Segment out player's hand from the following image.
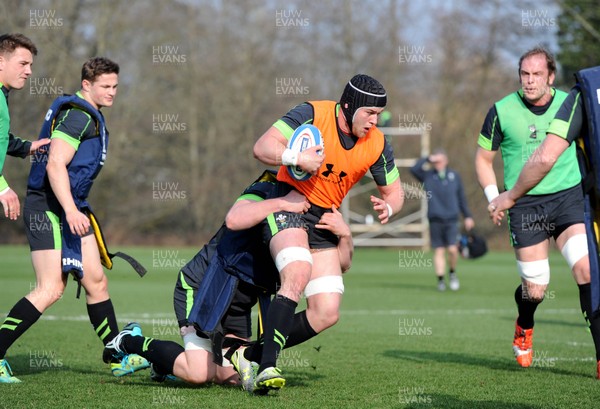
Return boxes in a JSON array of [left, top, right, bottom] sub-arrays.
[[29, 139, 51, 156], [0, 188, 20, 220], [371, 195, 391, 224], [316, 206, 350, 237], [428, 153, 443, 163], [488, 192, 514, 226], [464, 217, 475, 231], [297, 145, 324, 175], [281, 190, 310, 214], [65, 209, 90, 236]]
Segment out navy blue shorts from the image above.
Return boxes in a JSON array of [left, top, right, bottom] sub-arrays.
[[23, 191, 92, 251], [429, 219, 459, 248]]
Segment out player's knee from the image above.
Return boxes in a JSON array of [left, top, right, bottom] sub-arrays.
[[560, 234, 589, 273], [184, 370, 212, 385], [305, 276, 344, 331], [319, 308, 339, 330], [86, 272, 109, 294], [517, 259, 549, 296], [29, 281, 65, 309], [276, 247, 313, 300]]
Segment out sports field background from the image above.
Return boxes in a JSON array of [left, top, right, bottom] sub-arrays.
[[0, 245, 598, 409]]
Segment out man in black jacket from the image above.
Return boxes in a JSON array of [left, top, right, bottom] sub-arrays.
[[411, 149, 474, 291]]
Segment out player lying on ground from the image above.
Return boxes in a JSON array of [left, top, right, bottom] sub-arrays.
[[102, 171, 353, 389]]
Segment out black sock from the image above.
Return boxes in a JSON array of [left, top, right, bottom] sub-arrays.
[[87, 299, 119, 346], [286, 310, 318, 349], [123, 336, 184, 375], [578, 283, 600, 361], [449, 269, 455, 275], [258, 295, 297, 373], [244, 338, 263, 363], [0, 298, 42, 359], [245, 310, 318, 362], [515, 285, 540, 329], [437, 276, 444, 282]]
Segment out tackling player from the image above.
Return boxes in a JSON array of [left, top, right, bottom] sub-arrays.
[[102, 170, 354, 388]]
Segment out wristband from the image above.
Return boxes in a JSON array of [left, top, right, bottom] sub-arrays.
[[281, 148, 298, 166], [386, 203, 393, 218], [0, 175, 8, 194], [484, 185, 499, 203]]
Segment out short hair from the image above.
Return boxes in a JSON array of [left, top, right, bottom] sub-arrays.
[[81, 57, 119, 82], [518, 46, 556, 76], [0, 33, 38, 56], [432, 148, 447, 156]]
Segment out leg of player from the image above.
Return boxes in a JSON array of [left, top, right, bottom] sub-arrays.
[[302, 249, 344, 334], [176, 325, 242, 385], [242, 250, 344, 368], [254, 228, 312, 392], [556, 224, 600, 379], [513, 241, 550, 368], [433, 247, 446, 291], [447, 244, 460, 291], [0, 249, 62, 383], [80, 235, 149, 376], [171, 330, 216, 384]]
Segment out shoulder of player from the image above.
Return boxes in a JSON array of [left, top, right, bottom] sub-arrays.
[[56, 104, 94, 121], [54, 106, 96, 132]]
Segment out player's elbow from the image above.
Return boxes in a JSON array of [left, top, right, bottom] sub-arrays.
[[340, 251, 353, 273], [253, 141, 269, 163], [224, 212, 243, 231]]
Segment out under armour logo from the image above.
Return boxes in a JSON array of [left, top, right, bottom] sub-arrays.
[[321, 164, 347, 183]]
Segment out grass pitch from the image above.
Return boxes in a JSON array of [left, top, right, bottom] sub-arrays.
[[0, 245, 597, 409]]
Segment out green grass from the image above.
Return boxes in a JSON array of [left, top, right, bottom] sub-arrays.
[[0, 245, 598, 408]]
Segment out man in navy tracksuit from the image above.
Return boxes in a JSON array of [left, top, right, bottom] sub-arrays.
[[411, 149, 474, 291]]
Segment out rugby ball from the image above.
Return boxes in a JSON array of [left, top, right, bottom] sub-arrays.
[[286, 124, 323, 181]]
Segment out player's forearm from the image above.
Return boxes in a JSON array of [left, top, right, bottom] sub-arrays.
[[338, 233, 353, 273], [7, 133, 31, 158], [509, 134, 570, 201], [508, 159, 553, 201], [226, 198, 286, 231], [474, 149, 500, 203], [47, 162, 78, 213], [253, 129, 287, 166], [475, 153, 497, 190], [382, 180, 404, 216]]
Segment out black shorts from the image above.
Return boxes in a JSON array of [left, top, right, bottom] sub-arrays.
[[508, 185, 584, 248], [174, 263, 258, 339], [263, 202, 339, 250], [23, 190, 92, 251], [429, 219, 458, 248]]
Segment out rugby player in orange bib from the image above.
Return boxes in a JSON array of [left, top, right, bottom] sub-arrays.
[[232, 74, 404, 393]]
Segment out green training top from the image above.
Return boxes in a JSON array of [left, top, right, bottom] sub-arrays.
[[479, 89, 580, 194], [0, 82, 11, 191]]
